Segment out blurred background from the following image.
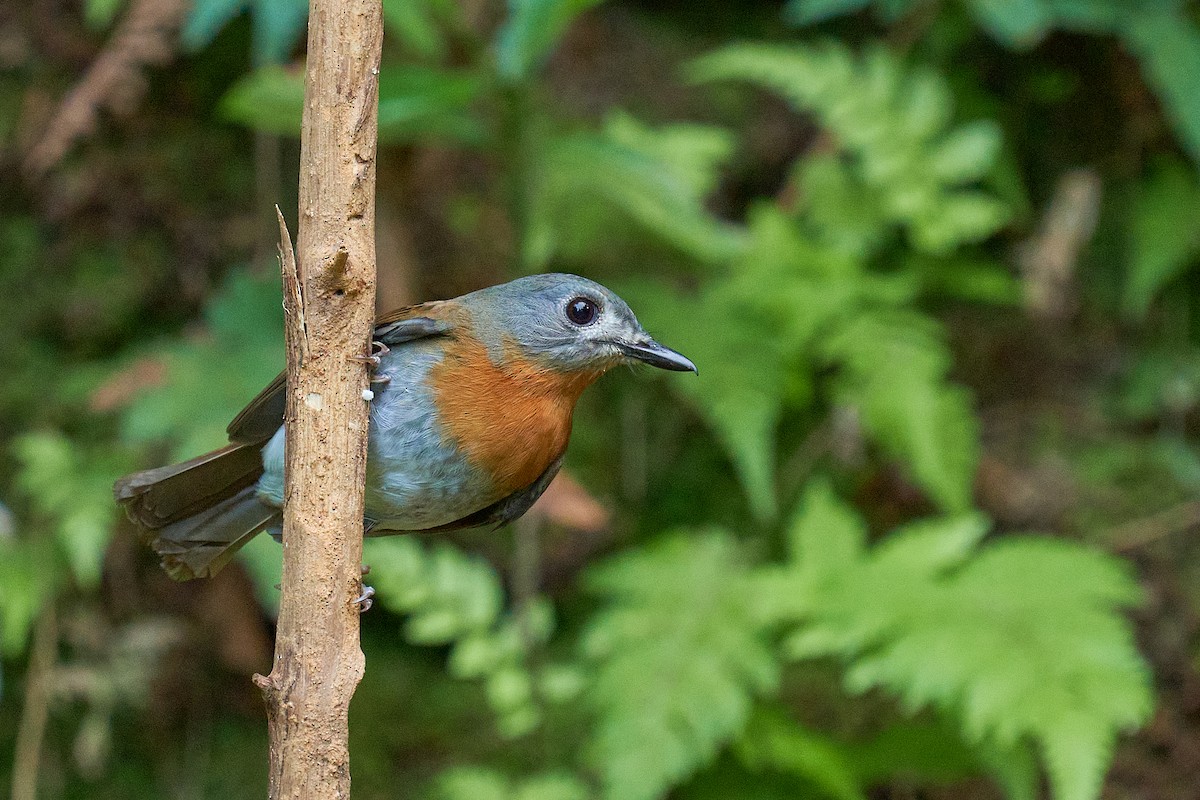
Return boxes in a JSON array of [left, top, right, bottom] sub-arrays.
[[2, 0, 1200, 798]]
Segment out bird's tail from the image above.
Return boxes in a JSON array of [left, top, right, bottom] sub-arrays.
[[114, 443, 281, 580]]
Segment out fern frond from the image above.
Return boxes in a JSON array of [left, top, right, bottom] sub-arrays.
[[770, 484, 1154, 800], [367, 537, 564, 737], [530, 116, 745, 268], [583, 532, 779, 800], [692, 42, 1009, 253], [821, 309, 979, 512]]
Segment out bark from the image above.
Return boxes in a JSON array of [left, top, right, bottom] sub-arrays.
[[250, 1, 383, 797]]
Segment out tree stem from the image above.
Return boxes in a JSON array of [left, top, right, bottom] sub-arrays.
[[250, 0, 382, 796]]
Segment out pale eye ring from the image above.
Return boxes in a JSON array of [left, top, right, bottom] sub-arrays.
[[565, 297, 598, 326]]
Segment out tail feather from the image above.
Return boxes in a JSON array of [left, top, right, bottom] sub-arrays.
[[115, 443, 264, 527], [115, 443, 279, 580], [149, 486, 281, 580]]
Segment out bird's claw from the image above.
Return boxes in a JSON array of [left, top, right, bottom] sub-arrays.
[[348, 353, 381, 367], [348, 340, 391, 368], [353, 585, 375, 613]]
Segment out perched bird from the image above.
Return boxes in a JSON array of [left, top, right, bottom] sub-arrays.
[[115, 273, 695, 581]]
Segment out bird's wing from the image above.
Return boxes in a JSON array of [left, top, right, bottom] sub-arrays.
[[225, 301, 456, 445]]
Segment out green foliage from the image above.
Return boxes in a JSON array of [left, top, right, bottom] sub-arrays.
[[84, 0, 125, 30], [783, 0, 1200, 166], [734, 709, 986, 800], [435, 768, 590, 800], [367, 536, 581, 737], [183, 0, 308, 64], [495, 0, 606, 82], [8, 3, 1178, 800], [631, 215, 986, 520], [1, 432, 133, 655], [0, 535, 56, 656], [764, 482, 1154, 800], [692, 42, 1009, 255], [1123, 156, 1200, 320], [528, 114, 746, 269], [622, 270, 791, 521], [217, 65, 305, 137], [1122, 11, 1200, 167], [606, 43, 1010, 518], [220, 65, 487, 145], [120, 269, 282, 459], [734, 708, 867, 800], [382, 0, 458, 60], [582, 532, 779, 800], [11, 432, 129, 588], [821, 310, 978, 511]]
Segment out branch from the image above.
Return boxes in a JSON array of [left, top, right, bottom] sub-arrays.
[[22, 0, 188, 180], [250, 0, 383, 796]]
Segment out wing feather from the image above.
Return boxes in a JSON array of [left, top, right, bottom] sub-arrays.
[[225, 302, 455, 444]]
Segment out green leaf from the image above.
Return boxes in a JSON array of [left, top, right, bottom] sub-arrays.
[[584, 532, 779, 800], [365, 537, 557, 736], [785, 479, 867, 586], [1123, 157, 1200, 319], [251, 0, 308, 64], [928, 122, 1003, 183], [435, 769, 590, 800], [966, 0, 1052, 48], [436, 768, 512, 800], [120, 269, 284, 459], [735, 708, 866, 800], [772, 497, 1154, 800], [822, 310, 979, 512], [84, 0, 125, 30], [530, 117, 745, 268], [692, 43, 1009, 255], [495, 0, 605, 81], [376, 67, 487, 145], [182, 0, 245, 52], [513, 773, 590, 800], [0, 538, 58, 656], [1123, 13, 1200, 166], [784, 0, 872, 26], [13, 432, 132, 588], [382, 0, 447, 60], [619, 279, 785, 521], [219, 65, 306, 136], [183, 0, 307, 63], [220, 65, 487, 144], [847, 720, 986, 785]]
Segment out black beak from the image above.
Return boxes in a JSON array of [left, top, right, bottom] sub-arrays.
[[618, 338, 697, 373]]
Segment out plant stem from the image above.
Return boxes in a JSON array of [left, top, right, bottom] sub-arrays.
[[11, 604, 57, 800]]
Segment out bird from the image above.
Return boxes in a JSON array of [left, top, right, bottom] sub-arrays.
[[115, 273, 695, 582]]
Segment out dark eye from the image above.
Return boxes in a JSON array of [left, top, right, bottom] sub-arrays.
[[566, 297, 597, 326]]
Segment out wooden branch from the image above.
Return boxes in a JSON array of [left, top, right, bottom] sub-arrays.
[[250, 0, 383, 796]]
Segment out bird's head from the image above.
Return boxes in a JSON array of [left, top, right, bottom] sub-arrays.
[[462, 273, 696, 377]]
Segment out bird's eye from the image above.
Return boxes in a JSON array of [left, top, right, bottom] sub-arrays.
[[566, 297, 598, 326]]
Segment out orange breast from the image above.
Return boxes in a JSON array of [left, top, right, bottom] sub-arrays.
[[430, 333, 601, 499]]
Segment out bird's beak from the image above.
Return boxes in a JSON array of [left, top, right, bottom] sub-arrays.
[[617, 337, 697, 373]]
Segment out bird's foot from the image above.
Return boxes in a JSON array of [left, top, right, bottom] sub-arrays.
[[353, 585, 375, 613], [348, 339, 390, 368]]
